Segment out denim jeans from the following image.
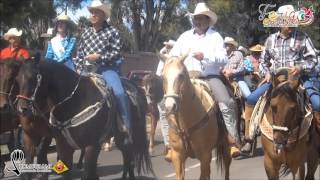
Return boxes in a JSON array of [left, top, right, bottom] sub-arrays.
[[303, 77, 320, 112], [100, 68, 131, 129], [234, 77, 251, 99], [246, 82, 272, 105]]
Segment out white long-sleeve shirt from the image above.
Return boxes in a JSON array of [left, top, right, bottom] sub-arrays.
[[169, 27, 228, 76]]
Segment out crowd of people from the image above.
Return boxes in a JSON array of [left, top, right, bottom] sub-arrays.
[[1, 0, 319, 162]]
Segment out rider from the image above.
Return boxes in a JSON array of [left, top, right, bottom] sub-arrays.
[[241, 5, 319, 153], [45, 14, 76, 71], [73, 0, 132, 144], [169, 2, 241, 158], [156, 39, 176, 161], [223, 37, 251, 99], [1, 28, 30, 60]]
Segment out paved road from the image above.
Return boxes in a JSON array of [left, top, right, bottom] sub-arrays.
[[2, 126, 319, 180]]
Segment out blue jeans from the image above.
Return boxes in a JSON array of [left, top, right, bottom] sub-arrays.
[[246, 82, 272, 105], [235, 77, 251, 99], [303, 77, 320, 112], [99, 68, 131, 130]]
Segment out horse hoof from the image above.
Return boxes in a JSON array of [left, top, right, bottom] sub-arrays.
[[230, 146, 241, 158]]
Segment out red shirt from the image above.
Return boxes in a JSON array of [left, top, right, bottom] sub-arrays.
[[0, 47, 30, 60]]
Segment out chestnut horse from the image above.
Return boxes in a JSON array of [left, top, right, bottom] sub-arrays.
[[161, 55, 231, 180], [142, 73, 164, 153], [261, 68, 313, 180], [14, 59, 153, 179]]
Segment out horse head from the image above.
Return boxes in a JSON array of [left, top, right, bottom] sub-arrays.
[[15, 53, 41, 117], [161, 54, 189, 114], [269, 67, 302, 152], [0, 58, 21, 112], [142, 73, 163, 105]]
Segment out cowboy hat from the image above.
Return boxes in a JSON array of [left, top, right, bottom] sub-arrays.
[[88, 0, 111, 18], [224, 37, 238, 47], [4, 28, 23, 41], [277, 5, 295, 16], [191, 3, 218, 26], [249, 44, 265, 52], [163, 40, 176, 46], [41, 28, 54, 38]]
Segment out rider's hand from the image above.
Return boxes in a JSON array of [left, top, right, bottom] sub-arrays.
[[291, 66, 301, 76], [258, 72, 271, 87], [193, 52, 204, 61], [85, 53, 101, 62]]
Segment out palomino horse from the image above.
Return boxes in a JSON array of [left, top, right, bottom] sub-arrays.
[[260, 68, 313, 180], [0, 58, 52, 179], [142, 73, 164, 153], [14, 59, 153, 180], [161, 55, 231, 180]]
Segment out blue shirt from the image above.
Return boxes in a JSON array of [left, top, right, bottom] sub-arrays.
[[45, 36, 76, 63]]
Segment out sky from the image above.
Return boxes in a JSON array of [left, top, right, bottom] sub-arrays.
[[55, 0, 91, 23]]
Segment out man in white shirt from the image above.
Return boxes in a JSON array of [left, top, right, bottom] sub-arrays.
[[169, 2, 241, 157]]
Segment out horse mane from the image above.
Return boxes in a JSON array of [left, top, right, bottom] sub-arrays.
[[271, 82, 297, 101]]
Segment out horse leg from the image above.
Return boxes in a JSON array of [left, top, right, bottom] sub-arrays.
[[223, 148, 232, 180], [199, 153, 212, 180], [264, 154, 280, 180], [55, 137, 74, 180], [171, 149, 186, 180], [20, 131, 36, 180], [76, 149, 85, 169], [305, 144, 319, 180], [35, 137, 51, 180], [149, 113, 157, 153], [120, 147, 135, 180], [82, 144, 100, 180], [292, 164, 305, 180]]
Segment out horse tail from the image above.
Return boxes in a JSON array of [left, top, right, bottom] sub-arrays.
[[214, 104, 229, 175], [122, 78, 154, 176]]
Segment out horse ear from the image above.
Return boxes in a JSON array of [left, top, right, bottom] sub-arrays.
[[178, 49, 190, 63]]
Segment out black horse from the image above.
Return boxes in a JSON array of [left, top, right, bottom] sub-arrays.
[[14, 58, 153, 180]]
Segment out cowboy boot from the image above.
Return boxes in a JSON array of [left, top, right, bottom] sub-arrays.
[[314, 112, 320, 135], [241, 104, 254, 153]]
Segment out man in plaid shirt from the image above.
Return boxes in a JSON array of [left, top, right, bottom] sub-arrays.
[[74, 0, 132, 144], [241, 5, 319, 153]]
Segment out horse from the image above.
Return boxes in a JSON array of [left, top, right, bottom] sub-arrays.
[[14, 58, 153, 180], [142, 73, 164, 153], [161, 55, 231, 180], [0, 58, 52, 179], [260, 68, 313, 180], [305, 124, 320, 180]]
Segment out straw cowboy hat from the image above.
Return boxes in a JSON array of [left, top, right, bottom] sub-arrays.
[[249, 44, 265, 52], [224, 37, 238, 47], [192, 2, 218, 26], [41, 28, 54, 38], [163, 40, 176, 47], [4, 28, 23, 41], [88, 0, 111, 18], [277, 5, 295, 16]]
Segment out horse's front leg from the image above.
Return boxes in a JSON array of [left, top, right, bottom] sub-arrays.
[[20, 131, 36, 180], [264, 154, 280, 180], [55, 136, 74, 180], [171, 149, 186, 180], [199, 153, 212, 180], [292, 164, 304, 180], [149, 113, 157, 153], [82, 144, 100, 180]]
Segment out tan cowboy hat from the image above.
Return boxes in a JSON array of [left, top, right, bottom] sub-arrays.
[[41, 28, 54, 38], [224, 37, 238, 47], [277, 5, 295, 16], [88, 0, 111, 18], [249, 44, 265, 52], [4, 28, 23, 41], [191, 2, 218, 26], [163, 40, 176, 46]]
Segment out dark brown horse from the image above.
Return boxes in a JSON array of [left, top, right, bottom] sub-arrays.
[[142, 73, 164, 153], [261, 68, 313, 180], [0, 58, 52, 179], [14, 59, 153, 180]]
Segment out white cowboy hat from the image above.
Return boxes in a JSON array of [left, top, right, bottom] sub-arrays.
[[191, 2, 217, 26], [163, 40, 176, 46], [224, 37, 238, 47], [88, 0, 111, 18], [4, 28, 23, 41], [277, 5, 295, 16], [41, 28, 54, 38]]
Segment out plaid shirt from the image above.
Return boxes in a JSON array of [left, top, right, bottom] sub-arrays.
[[74, 22, 121, 68], [224, 50, 245, 75], [260, 30, 317, 74]]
